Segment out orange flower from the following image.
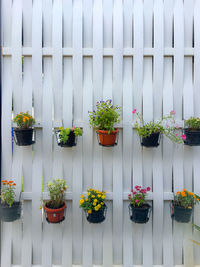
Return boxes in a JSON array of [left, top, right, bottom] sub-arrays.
[[181, 191, 186, 197], [197, 198, 199, 201], [188, 192, 193, 196], [23, 117, 26, 122], [176, 191, 180, 195], [193, 195, 196, 199], [183, 189, 186, 192], [13, 183, 16, 186], [3, 182, 6, 185], [9, 184, 12, 187], [8, 181, 13, 183]]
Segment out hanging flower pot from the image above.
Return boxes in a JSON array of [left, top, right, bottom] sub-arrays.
[[129, 203, 151, 223], [44, 202, 66, 223], [13, 112, 36, 146], [141, 132, 160, 147], [80, 188, 107, 224], [0, 180, 21, 222], [86, 204, 107, 224], [132, 109, 184, 146], [56, 127, 82, 147], [183, 117, 200, 146], [128, 186, 151, 224], [171, 189, 200, 223], [43, 179, 68, 224], [0, 201, 21, 222], [97, 129, 118, 146], [88, 100, 121, 147]]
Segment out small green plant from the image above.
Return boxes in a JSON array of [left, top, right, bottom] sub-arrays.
[[13, 111, 35, 128], [1, 180, 17, 207], [132, 109, 185, 143], [44, 179, 68, 209], [128, 186, 150, 207], [59, 126, 82, 144], [185, 117, 200, 129], [174, 189, 200, 209], [88, 100, 121, 133], [80, 188, 106, 213]]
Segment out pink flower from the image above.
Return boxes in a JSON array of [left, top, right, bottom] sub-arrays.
[[133, 191, 136, 195], [181, 134, 186, 140], [176, 134, 179, 136], [166, 124, 169, 128], [135, 199, 139, 203], [131, 189, 133, 192], [146, 187, 150, 191], [72, 126, 75, 130], [132, 109, 137, 114], [140, 189, 147, 194], [170, 110, 175, 115]]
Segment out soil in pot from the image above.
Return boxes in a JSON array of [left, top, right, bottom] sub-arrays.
[[44, 202, 66, 223], [141, 132, 160, 147], [86, 205, 107, 224], [0, 201, 21, 222], [171, 204, 193, 223], [14, 128, 35, 146], [58, 130, 77, 147], [184, 128, 200, 146], [97, 129, 118, 146], [129, 203, 151, 223]]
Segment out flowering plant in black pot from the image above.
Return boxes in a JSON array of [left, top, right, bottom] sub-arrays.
[[128, 185, 151, 223], [171, 189, 200, 223], [88, 100, 121, 146], [80, 188, 107, 224], [0, 180, 21, 222], [13, 111, 36, 146], [132, 109, 185, 147], [56, 126, 82, 147], [184, 117, 200, 146]]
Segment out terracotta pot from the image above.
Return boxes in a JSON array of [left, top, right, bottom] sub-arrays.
[[97, 129, 118, 146], [44, 202, 66, 223]]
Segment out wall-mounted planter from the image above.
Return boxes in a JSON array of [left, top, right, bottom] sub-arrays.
[[170, 203, 193, 223], [0, 201, 21, 222], [128, 203, 151, 224], [183, 129, 200, 146], [97, 129, 118, 147], [14, 128, 35, 146], [86, 205, 107, 224], [141, 132, 160, 147], [44, 202, 66, 223], [56, 130, 77, 147]]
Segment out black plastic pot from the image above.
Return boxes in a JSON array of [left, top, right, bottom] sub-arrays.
[[56, 130, 77, 147], [184, 128, 200, 146], [129, 203, 151, 224], [171, 203, 193, 223], [86, 205, 107, 224], [0, 202, 21, 222], [141, 132, 160, 147], [14, 128, 35, 146]]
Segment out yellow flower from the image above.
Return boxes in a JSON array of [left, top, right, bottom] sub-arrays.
[[97, 194, 101, 198], [80, 199, 84, 204], [102, 195, 106, 199], [85, 198, 88, 201], [80, 194, 84, 198], [101, 202, 104, 205], [88, 210, 92, 214], [97, 204, 101, 208], [94, 206, 99, 211], [91, 195, 95, 198], [94, 199, 98, 202], [93, 202, 96, 206], [87, 192, 90, 196]]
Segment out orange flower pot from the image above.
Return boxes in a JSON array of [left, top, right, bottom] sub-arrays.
[[97, 129, 118, 146], [44, 202, 66, 223]]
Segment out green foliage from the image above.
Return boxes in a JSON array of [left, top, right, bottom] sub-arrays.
[[128, 186, 150, 207], [79, 188, 106, 213], [174, 189, 200, 209], [13, 111, 35, 128], [59, 126, 82, 144], [1, 180, 16, 207], [185, 117, 200, 129], [45, 179, 68, 209], [133, 110, 184, 144], [88, 100, 121, 133], [191, 224, 200, 247]]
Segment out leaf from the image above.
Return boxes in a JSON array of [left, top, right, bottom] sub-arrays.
[[193, 223, 200, 232]]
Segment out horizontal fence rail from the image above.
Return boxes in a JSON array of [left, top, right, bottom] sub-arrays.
[[1, 0, 200, 266]]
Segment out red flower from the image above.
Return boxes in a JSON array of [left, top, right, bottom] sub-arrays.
[[146, 187, 150, 191]]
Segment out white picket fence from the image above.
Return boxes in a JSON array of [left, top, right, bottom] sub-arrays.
[[1, 0, 200, 266]]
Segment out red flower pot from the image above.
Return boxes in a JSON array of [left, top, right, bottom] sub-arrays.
[[44, 202, 66, 223], [97, 129, 118, 146]]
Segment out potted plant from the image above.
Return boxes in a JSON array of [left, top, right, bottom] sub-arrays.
[[80, 188, 107, 223], [184, 117, 200, 146], [13, 111, 36, 146], [89, 100, 121, 146], [171, 189, 200, 223], [56, 126, 83, 147], [0, 180, 21, 222], [43, 179, 68, 223], [128, 186, 151, 223], [132, 109, 186, 147]]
